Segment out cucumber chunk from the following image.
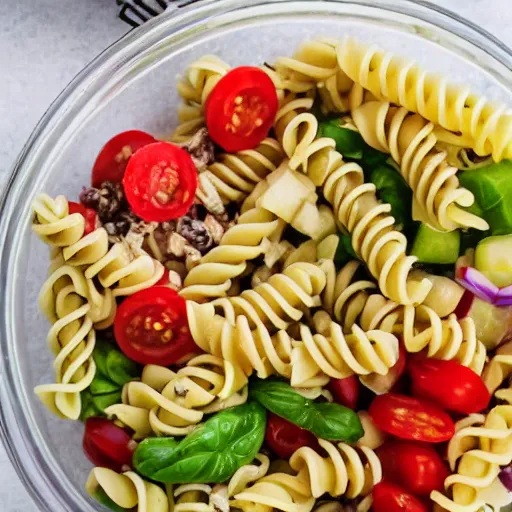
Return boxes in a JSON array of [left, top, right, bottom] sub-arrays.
[[475, 234, 512, 288], [410, 224, 460, 264]]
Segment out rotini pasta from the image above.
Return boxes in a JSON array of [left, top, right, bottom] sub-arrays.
[[61, 227, 110, 266], [482, 340, 512, 403], [200, 137, 285, 204], [431, 405, 512, 511], [319, 260, 486, 374], [351, 101, 488, 231], [35, 265, 96, 420], [105, 355, 248, 437], [86, 468, 169, 512], [179, 208, 280, 301], [290, 440, 381, 500], [171, 55, 231, 143], [84, 240, 165, 297], [337, 37, 512, 161], [290, 321, 399, 388], [172, 483, 230, 512], [32, 193, 85, 247]]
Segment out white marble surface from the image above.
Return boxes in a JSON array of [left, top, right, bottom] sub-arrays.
[[0, 0, 511, 510]]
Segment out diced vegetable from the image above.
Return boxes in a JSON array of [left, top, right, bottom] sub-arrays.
[[258, 167, 313, 222], [459, 160, 512, 235], [290, 201, 321, 238], [410, 223, 460, 264], [475, 234, 512, 287]]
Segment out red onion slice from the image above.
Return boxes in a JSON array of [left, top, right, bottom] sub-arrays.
[[495, 285, 512, 306], [499, 466, 512, 492], [456, 267, 499, 304]]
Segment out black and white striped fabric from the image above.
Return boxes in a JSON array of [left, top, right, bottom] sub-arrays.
[[116, 0, 201, 27]]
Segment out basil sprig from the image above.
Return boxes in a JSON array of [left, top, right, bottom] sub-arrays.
[[250, 378, 363, 443], [134, 402, 266, 484], [81, 338, 140, 421]]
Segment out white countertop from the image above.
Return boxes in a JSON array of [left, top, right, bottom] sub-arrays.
[[1, 0, 511, 510]]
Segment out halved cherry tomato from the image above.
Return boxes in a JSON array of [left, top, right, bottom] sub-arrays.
[[205, 67, 278, 152], [91, 130, 156, 187], [114, 286, 198, 366], [408, 357, 491, 414], [327, 376, 360, 410], [265, 413, 320, 459], [369, 393, 454, 443], [68, 201, 97, 235], [83, 417, 135, 472], [123, 142, 198, 222], [376, 441, 449, 496], [372, 481, 429, 512]]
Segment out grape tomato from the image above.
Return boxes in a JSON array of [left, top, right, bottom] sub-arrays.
[[327, 375, 360, 410], [83, 417, 135, 472], [205, 67, 278, 152], [91, 130, 156, 186], [68, 201, 97, 235], [113, 287, 199, 366], [408, 357, 491, 414], [372, 481, 429, 512], [369, 393, 455, 443], [123, 141, 197, 222]]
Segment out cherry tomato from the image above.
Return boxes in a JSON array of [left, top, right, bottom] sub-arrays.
[[114, 286, 198, 366], [327, 375, 360, 410], [68, 201, 97, 235], [205, 67, 278, 152], [369, 393, 455, 443], [91, 130, 156, 187], [408, 357, 491, 414], [83, 417, 135, 472], [123, 142, 197, 222], [372, 481, 429, 512], [376, 441, 449, 496], [265, 413, 319, 459]]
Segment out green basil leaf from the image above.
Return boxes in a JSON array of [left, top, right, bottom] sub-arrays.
[[80, 390, 100, 422], [93, 338, 113, 377], [92, 391, 123, 413], [250, 379, 363, 442], [105, 349, 139, 386], [92, 487, 129, 512], [134, 402, 266, 484], [133, 437, 181, 478], [309, 402, 364, 442], [90, 376, 120, 396]]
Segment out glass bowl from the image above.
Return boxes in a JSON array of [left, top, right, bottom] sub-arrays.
[[1, 1, 512, 510]]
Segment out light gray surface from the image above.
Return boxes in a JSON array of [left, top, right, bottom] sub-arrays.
[[0, 0, 511, 510]]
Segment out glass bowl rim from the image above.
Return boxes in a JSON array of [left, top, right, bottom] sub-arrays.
[[1, 0, 511, 510]]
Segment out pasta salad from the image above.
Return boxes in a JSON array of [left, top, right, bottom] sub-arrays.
[[31, 37, 512, 512]]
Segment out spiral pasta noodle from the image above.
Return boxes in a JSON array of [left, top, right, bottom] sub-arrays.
[[35, 265, 96, 420], [231, 471, 315, 512], [32, 193, 85, 248], [305, 137, 431, 305], [61, 227, 109, 266], [84, 240, 165, 297], [351, 101, 488, 231], [86, 468, 169, 512], [290, 439, 381, 500], [201, 137, 285, 204], [431, 405, 512, 511], [337, 37, 512, 161], [290, 321, 399, 388], [105, 355, 248, 437], [482, 340, 512, 404], [179, 208, 280, 301], [172, 483, 230, 512], [171, 55, 231, 143]]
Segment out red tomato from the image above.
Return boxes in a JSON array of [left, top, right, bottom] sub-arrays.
[[372, 481, 429, 512], [68, 201, 97, 235], [265, 413, 319, 459], [369, 393, 455, 443], [205, 67, 278, 152], [123, 142, 197, 222], [408, 357, 491, 414], [83, 417, 135, 472], [376, 441, 449, 496], [327, 375, 360, 410], [113, 287, 198, 366], [91, 130, 156, 186]]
